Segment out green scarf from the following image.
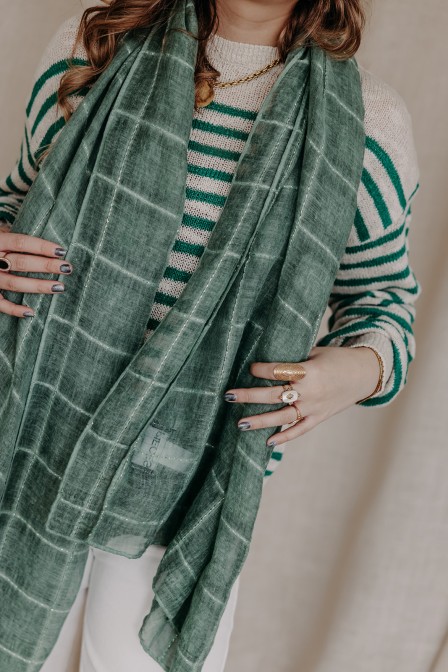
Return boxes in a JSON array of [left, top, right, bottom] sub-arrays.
[[0, 1, 365, 669]]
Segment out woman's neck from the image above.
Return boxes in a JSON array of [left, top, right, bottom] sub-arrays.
[[215, 0, 297, 46]]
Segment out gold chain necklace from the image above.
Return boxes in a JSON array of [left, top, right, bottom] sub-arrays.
[[195, 56, 282, 108]]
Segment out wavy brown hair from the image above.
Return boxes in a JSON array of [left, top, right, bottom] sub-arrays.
[[41, 0, 365, 162]]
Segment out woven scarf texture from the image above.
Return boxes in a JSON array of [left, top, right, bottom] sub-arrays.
[[0, 1, 365, 669]]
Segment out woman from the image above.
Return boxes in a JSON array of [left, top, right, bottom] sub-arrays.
[[0, 0, 420, 670]]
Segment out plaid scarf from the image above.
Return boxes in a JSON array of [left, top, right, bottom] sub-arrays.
[[0, 1, 365, 669]]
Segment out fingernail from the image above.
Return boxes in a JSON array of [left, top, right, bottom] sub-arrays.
[[0, 259, 10, 270], [224, 393, 237, 402], [54, 248, 67, 258], [23, 310, 34, 318], [59, 264, 72, 274], [51, 283, 65, 292], [267, 439, 277, 447], [238, 421, 251, 431]]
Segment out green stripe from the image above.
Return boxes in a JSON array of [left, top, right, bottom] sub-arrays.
[[270, 451, 283, 462], [264, 470, 273, 477], [5, 175, 27, 197], [32, 86, 90, 153], [35, 117, 66, 160], [0, 210, 16, 225], [145, 317, 161, 331], [182, 212, 216, 232], [188, 139, 241, 163], [340, 329, 409, 365], [408, 182, 420, 202], [24, 125, 37, 172], [354, 208, 370, 242], [26, 58, 88, 117], [163, 266, 192, 284], [339, 245, 406, 271], [387, 290, 407, 306], [318, 319, 387, 346], [205, 100, 258, 121], [185, 187, 226, 208], [17, 145, 33, 188], [31, 92, 58, 136], [361, 167, 392, 229], [329, 295, 406, 315], [338, 306, 413, 333], [345, 220, 406, 255], [154, 291, 177, 308], [366, 136, 406, 209], [329, 290, 376, 304], [192, 118, 249, 142], [334, 267, 411, 287], [187, 163, 233, 183], [327, 295, 408, 330], [172, 239, 204, 257], [346, 183, 419, 255]]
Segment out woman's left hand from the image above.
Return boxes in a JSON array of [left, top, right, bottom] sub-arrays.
[[224, 345, 382, 447]]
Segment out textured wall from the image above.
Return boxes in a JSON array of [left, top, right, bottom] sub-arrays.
[[1, 2, 447, 670]]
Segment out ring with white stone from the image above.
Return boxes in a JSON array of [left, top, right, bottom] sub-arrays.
[[280, 387, 300, 405]]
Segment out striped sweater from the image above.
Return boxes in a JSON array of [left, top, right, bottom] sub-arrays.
[[0, 14, 421, 477]]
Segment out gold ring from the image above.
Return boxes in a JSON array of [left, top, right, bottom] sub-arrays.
[[273, 363, 306, 381], [292, 403, 303, 424]]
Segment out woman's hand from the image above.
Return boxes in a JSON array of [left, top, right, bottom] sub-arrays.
[[0, 227, 72, 318], [224, 345, 382, 447]]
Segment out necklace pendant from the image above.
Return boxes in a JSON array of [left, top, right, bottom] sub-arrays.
[[196, 80, 215, 108]]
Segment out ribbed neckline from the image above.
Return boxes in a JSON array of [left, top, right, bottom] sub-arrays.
[[206, 32, 280, 69]]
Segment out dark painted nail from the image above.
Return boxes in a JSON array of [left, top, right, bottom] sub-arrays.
[[51, 283, 65, 292], [54, 248, 67, 258], [224, 393, 237, 402], [0, 259, 10, 270], [23, 310, 34, 318], [59, 264, 72, 274], [267, 440, 277, 447], [238, 421, 251, 431]]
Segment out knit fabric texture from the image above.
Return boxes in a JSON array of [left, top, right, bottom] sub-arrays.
[[0, 0, 366, 668]]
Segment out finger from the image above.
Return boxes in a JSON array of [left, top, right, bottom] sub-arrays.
[[266, 415, 319, 446], [0, 273, 65, 295], [225, 384, 291, 405], [238, 402, 307, 432], [0, 232, 67, 259], [0, 293, 35, 318], [249, 360, 308, 382], [3, 253, 73, 276]]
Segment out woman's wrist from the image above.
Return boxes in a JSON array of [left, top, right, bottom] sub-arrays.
[[349, 345, 385, 403]]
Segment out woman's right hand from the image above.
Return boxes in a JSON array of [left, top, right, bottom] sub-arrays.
[[0, 228, 73, 318]]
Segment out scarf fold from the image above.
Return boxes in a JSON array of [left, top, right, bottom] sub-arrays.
[[0, 1, 365, 669]]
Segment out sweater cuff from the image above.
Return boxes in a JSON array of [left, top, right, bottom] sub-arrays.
[[340, 332, 394, 396]]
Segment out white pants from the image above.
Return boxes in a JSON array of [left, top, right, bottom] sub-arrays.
[[41, 545, 239, 672]]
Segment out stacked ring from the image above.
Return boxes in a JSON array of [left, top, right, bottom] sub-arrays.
[[0, 254, 11, 272], [293, 403, 303, 423], [273, 362, 306, 381], [280, 385, 301, 404]]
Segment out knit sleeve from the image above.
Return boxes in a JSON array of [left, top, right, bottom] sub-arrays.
[[315, 68, 422, 407], [0, 12, 88, 230]]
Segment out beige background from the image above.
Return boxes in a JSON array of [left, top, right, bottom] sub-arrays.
[[1, 1, 447, 670]]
